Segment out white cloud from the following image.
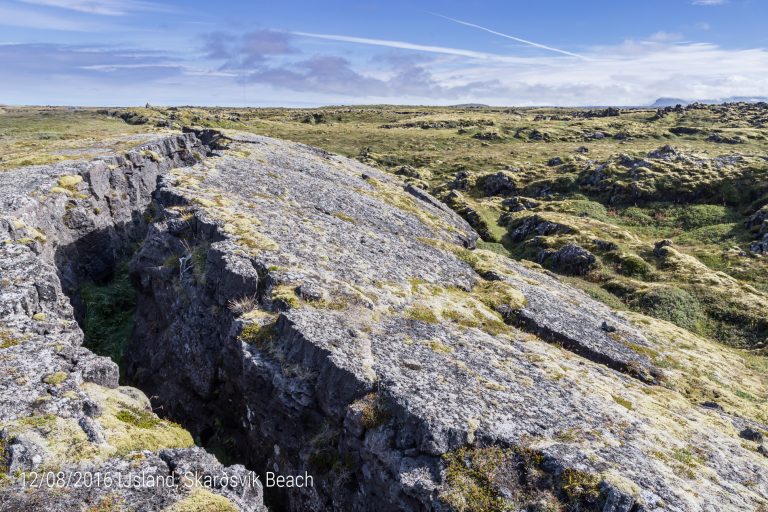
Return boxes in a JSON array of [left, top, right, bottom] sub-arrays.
[[0, 3, 95, 30], [17, 0, 168, 16], [648, 31, 683, 43], [692, 0, 726, 5], [2, 23, 767, 107]]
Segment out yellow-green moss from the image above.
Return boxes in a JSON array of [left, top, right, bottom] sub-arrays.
[[405, 305, 439, 324], [43, 371, 68, 386], [32, 312, 47, 321], [561, 468, 601, 503], [0, 330, 20, 349], [163, 489, 238, 512], [83, 383, 194, 457], [115, 405, 162, 429], [473, 281, 526, 310], [612, 395, 634, 410], [19, 413, 57, 429], [239, 317, 278, 345], [272, 284, 300, 308], [332, 212, 356, 223], [51, 174, 85, 197], [57, 174, 83, 189], [440, 446, 516, 512]]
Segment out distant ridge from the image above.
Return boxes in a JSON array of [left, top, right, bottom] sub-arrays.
[[652, 96, 768, 107], [449, 103, 490, 108]]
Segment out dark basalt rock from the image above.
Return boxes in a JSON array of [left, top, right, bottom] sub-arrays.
[[538, 243, 598, 276]]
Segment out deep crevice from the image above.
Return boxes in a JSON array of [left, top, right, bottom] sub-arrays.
[[44, 131, 633, 512]]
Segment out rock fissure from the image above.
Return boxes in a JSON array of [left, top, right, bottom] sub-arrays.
[[2, 129, 767, 511]]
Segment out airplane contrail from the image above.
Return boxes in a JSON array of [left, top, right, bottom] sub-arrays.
[[292, 31, 532, 63], [432, 13, 587, 59]]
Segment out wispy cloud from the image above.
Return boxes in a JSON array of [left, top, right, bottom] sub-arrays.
[[0, 3, 95, 30], [692, 0, 726, 5], [291, 31, 530, 63], [648, 31, 683, 43], [431, 13, 587, 59], [17, 0, 168, 16]]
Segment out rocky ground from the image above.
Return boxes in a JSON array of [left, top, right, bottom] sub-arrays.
[[101, 103, 768, 352], [0, 107, 767, 511], [0, 133, 264, 511]]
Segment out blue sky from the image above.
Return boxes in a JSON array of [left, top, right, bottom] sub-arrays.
[[1, 0, 767, 106]]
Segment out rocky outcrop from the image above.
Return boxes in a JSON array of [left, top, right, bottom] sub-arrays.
[[0, 135, 265, 511], [2, 130, 768, 511], [120, 134, 767, 510]]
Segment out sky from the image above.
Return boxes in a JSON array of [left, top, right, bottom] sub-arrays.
[[1, 0, 767, 107]]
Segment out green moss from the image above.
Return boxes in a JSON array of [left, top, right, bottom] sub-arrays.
[[191, 246, 208, 279], [473, 281, 526, 311], [0, 436, 8, 478], [163, 254, 181, 272], [0, 330, 20, 349], [165, 490, 238, 512], [561, 468, 601, 503], [405, 305, 439, 324], [43, 371, 68, 386], [671, 446, 701, 479], [115, 405, 162, 429], [678, 204, 733, 229], [612, 395, 634, 410], [239, 317, 278, 345], [735, 389, 760, 402], [31, 313, 47, 321], [613, 253, 652, 279], [427, 339, 453, 354], [440, 447, 517, 512], [272, 284, 300, 309], [475, 241, 510, 257], [19, 413, 57, 428], [677, 223, 738, 245]]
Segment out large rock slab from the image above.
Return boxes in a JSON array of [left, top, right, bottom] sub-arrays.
[[122, 133, 768, 511]]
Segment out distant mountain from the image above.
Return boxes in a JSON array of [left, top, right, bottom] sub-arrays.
[[449, 103, 490, 108], [652, 96, 768, 107], [651, 98, 691, 107]]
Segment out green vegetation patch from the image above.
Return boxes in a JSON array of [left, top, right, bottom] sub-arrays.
[[115, 405, 161, 429], [79, 263, 136, 370], [633, 286, 706, 334], [405, 305, 439, 324]]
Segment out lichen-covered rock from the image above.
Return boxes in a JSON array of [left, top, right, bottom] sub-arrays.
[[2, 130, 767, 511], [118, 132, 766, 511], [0, 135, 265, 511]]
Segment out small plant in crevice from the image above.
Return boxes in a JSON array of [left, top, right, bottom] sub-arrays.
[[79, 262, 137, 373], [357, 393, 390, 430]]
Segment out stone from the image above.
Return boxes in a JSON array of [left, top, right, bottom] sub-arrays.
[[538, 243, 598, 276], [740, 427, 764, 442]]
